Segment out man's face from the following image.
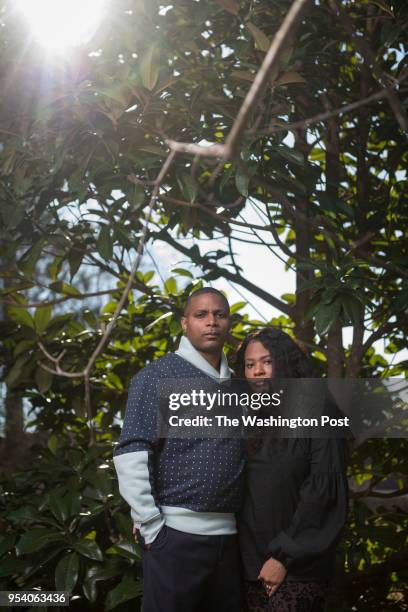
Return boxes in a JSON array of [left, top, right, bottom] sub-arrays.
[[181, 293, 230, 355]]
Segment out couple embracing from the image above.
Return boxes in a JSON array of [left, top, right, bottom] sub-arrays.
[[113, 288, 349, 612]]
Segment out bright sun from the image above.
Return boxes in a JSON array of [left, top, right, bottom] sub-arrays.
[[15, 0, 107, 50]]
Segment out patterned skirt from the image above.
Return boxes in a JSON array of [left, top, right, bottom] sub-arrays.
[[245, 580, 329, 612]]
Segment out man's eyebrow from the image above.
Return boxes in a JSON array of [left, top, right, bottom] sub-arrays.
[[192, 308, 228, 313]]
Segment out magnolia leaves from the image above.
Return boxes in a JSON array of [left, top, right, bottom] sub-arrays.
[[140, 45, 160, 91], [96, 224, 113, 261], [215, 0, 240, 15], [302, 283, 366, 337], [246, 22, 271, 52]]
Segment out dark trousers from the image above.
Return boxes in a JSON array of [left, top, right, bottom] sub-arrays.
[[140, 526, 244, 612]]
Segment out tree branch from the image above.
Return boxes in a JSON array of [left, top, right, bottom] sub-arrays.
[[159, 194, 273, 231], [257, 83, 408, 135], [38, 151, 177, 443], [165, 0, 311, 161], [155, 228, 291, 315], [329, 0, 408, 133], [1, 288, 123, 309]]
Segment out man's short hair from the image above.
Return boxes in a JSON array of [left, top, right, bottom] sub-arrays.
[[183, 287, 230, 314]]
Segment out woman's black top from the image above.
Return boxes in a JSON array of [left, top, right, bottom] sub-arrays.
[[239, 434, 349, 582]]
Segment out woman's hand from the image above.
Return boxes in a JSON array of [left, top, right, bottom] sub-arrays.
[[258, 557, 287, 597]]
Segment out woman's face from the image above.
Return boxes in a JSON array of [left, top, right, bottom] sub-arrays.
[[244, 341, 273, 391]]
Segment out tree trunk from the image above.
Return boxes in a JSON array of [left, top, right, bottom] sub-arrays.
[[294, 129, 315, 350], [0, 258, 26, 470]]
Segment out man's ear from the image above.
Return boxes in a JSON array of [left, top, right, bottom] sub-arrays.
[[181, 316, 187, 333]]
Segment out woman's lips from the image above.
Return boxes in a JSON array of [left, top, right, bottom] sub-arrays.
[[249, 379, 269, 388]]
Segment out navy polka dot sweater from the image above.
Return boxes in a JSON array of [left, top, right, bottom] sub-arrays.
[[113, 351, 244, 544]]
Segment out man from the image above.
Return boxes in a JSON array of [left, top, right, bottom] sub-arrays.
[[113, 288, 244, 612]]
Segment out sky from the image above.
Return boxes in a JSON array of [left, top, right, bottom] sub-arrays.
[[148, 207, 406, 367]]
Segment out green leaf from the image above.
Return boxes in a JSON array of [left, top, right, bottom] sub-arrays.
[[179, 174, 197, 202], [0, 557, 26, 578], [49, 281, 81, 296], [281, 293, 295, 304], [106, 541, 138, 561], [83, 309, 99, 329], [48, 433, 58, 455], [235, 169, 249, 197], [8, 506, 38, 524], [105, 573, 143, 611], [114, 513, 133, 541], [34, 305, 52, 333], [297, 261, 326, 271], [298, 278, 322, 292], [5, 354, 31, 388], [246, 22, 270, 52], [83, 560, 124, 603], [97, 83, 132, 107], [127, 183, 145, 208], [66, 489, 82, 517], [55, 552, 79, 593], [314, 302, 341, 336], [143, 270, 155, 283], [317, 193, 353, 218], [369, 0, 394, 16], [145, 311, 172, 331], [74, 539, 103, 562], [16, 529, 64, 555], [7, 306, 34, 329], [97, 225, 113, 261], [137, 143, 165, 156], [104, 371, 124, 390], [0, 535, 16, 556], [190, 245, 201, 261], [48, 255, 64, 282], [309, 148, 326, 162], [50, 493, 70, 524], [340, 294, 362, 325], [230, 301, 246, 314], [172, 268, 194, 278], [215, 0, 239, 15], [277, 147, 304, 166], [164, 277, 177, 295], [140, 45, 160, 91], [275, 71, 306, 86], [86, 470, 113, 498], [1, 202, 24, 228], [230, 70, 255, 83], [18, 240, 43, 277], [22, 546, 64, 581], [13, 339, 35, 356], [68, 248, 84, 281], [392, 286, 408, 312], [35, 367, 53, 393]]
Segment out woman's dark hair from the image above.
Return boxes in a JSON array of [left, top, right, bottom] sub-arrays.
[[236, 328, 314, 455], [234, 327, 313, 379]]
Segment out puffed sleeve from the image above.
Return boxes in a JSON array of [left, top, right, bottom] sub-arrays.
[[113, 368, 165, 545], [267, 437, 348, 570]]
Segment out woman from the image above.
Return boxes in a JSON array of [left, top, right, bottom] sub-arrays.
[[235, 328, 349, 612]]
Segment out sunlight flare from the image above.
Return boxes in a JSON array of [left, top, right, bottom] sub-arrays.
[[15, 0, 107, 50]]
